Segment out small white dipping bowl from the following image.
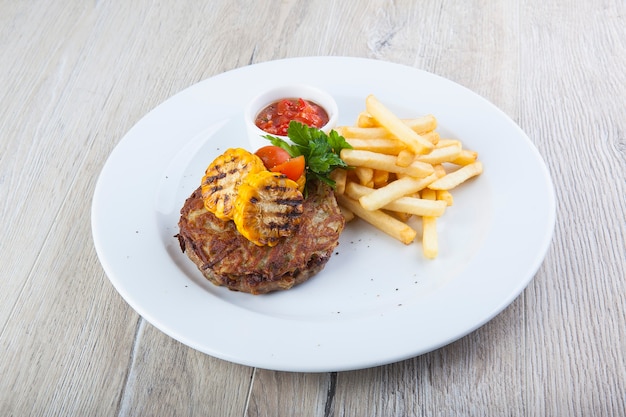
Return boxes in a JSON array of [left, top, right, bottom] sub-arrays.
[[244, 84, 339, 150]]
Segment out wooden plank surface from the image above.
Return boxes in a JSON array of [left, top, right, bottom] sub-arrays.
[[0, 0, 624, 416]]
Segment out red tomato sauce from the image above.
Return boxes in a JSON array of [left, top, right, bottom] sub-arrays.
[[255, 98, 329, 136]]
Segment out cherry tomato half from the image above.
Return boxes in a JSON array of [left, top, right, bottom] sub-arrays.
[[270, 155, 305, 182], [255, 145, 291, 170]]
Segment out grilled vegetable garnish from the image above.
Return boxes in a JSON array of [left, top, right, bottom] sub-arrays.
[[233, 170, 304, 247], [201, 148, 266, 221]]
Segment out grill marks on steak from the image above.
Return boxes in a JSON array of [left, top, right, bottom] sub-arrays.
[[177, 181, 344, 294]]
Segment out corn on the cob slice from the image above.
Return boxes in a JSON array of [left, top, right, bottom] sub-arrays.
[[233, 171, 304, 246], [201, 148, 266, 221]]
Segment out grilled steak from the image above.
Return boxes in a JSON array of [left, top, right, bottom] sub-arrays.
[[176, 181, 344, 294]]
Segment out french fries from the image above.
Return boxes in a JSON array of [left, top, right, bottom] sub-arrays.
[[428, 161, 483, 190], [336, 194, 417, 244], [345, 138, 406, 155], [335, 95, 483, 258], [358, 174, 438, 211], [340, 149, 434, 178], [345, 182, 447, 217], [365, 95, 434, 155], [421, 188, 439, 259]]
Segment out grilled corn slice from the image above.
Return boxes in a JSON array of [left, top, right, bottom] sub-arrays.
[[233, 171, 304, 246], [201, 148, 266, 221], [295, 173, 306, 193]]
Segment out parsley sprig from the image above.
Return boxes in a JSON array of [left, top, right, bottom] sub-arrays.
[[263, 121, 352, 187]]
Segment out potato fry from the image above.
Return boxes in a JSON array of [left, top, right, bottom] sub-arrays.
[[346, 182, 446, 217], [396, 149, 415, 167], [401, 115, 438, 134], [386, 210, 413, 222], [372, 169, 390, 188], [340, 149, 434, 178], [365, 95, 434, 154], [433, 164, 447, 178], [341, 126, 395, 139], [338, 204, 355, 222], [345, 138, 407, 155], [336, 194, 417, 244], [421, 188, 438, 259], [436, 189, 454, 206], [435, 139, 462, 148], [428, 161, 483, 190], [420, 130, 440, 145], [421, 188, 437, 201], [330, 168, 347, 195], [451, 149, 479, 165], [333, 125, 346, 136], [356, 112, 377, 128], [359, 173, 438, 211], [416, 144, 462, 165], [354, 113, 438, 133], [354, 166, 374, 187]]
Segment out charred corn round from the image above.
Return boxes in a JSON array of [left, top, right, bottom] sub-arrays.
[[233, 171, 304, 246], [295, 173, 306, 193], [201, 148, 266, 221]]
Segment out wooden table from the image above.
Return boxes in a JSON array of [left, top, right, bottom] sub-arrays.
[[1, 1, 624, 415]]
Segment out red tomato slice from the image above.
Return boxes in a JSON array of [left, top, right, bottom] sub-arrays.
[[255, 145, 291, 170], [270, 155, 305, 182]]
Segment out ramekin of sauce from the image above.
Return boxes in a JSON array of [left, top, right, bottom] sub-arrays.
[[244, 84, 338, 150]]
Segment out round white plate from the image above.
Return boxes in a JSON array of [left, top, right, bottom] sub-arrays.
[[92, 57, 555, 372]]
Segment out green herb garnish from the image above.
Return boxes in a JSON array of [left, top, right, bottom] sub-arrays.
[[263, 121, 352, 187]]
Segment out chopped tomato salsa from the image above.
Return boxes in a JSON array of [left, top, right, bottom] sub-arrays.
[[255, 98, 329, 136]]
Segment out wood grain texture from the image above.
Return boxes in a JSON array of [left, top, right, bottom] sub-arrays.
[[519, 1, 626, 415], [0, 0, 624, 416]]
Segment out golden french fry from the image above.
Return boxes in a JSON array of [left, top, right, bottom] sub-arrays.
[[433, 164, 447, 178], [336, 194, 417, 244], [421, 188, 438, 259], [340, 126, 395, 139], [421, 188, 436, 200], [420, 130, 440, 145], [416, 144, 462, 165], [401, 115, 438, 134], [340, 149, 434, 178], [346, 182, 447, 217], [338, 204, 355, 222], [359, 173, 438, 211], [387, 196, 446, 217], [428, 161, 483, 190], [435, 139, 462, 148], [436, 189, 454, 206], [343, 181, 368, 201], [356, 112, 377, 128], [451, 149, 478, 165], [330, 168, 347, 195], [345, 138, 407, 155], [372, 169, 390, 188], [353, 113, 437, 133], [386, 210, 413, 222], [354, 166, 374, 187], [395, 149, 415, 167], [365, 95, 434, 154], [342, 125, 438, 147]]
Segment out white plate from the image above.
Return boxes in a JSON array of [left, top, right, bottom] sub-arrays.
[[92, 57, 555, 372]]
